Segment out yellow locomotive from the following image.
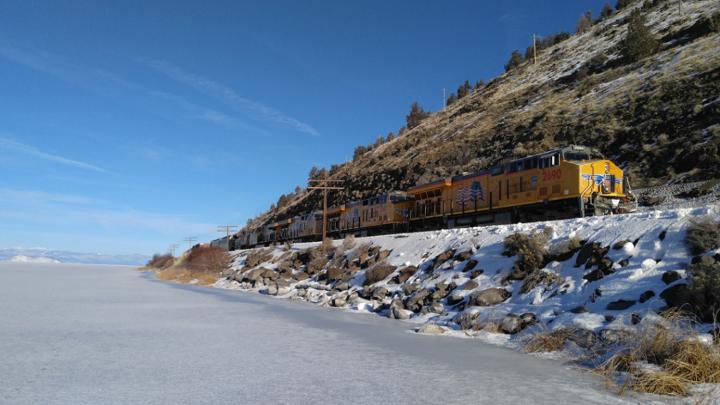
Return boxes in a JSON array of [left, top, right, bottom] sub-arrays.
[[228, 145, 636, 249]]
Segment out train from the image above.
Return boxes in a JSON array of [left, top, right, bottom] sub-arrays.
[[213, 145, 637, 251]]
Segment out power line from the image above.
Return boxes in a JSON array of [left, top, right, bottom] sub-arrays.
[[168, 243, 178, 256], [307, 179, 344, 240], [217, 225, 239, 238], [183, 237, 197, 250]]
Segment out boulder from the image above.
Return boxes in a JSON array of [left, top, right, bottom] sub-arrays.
[[639, 290, 655, 303], [583, 269, 605, 282], [405, 288, 430, 312], [455, 311, 480, 330], [606, 299, 636, 310], [692, 255, 716, 266], [567, 329, 597, 349], [599, 329, 633, 345], [661, 271, 681, 285], [390, 302, 412, 320], [244, 267, 269, 282], [394, 266, 418, 284], [462, 280, 479, 290], [335, 282, 349, 291], [469, 269, 484, 279], [418, 323, 445, 335], [372, 286, 389, 300], [612, 240, 631, 250], [376, 249, 392, 263], [331, 296, 347, 307], [428, 302, 444, 314], [462, 259, 479, 272], [432, 249, 456, 269], [570, 305, 588, 314], [472, 288, 511, 306], [364, 264, 397, 286], [430, 283, 451, 301], [454, 250, 473, 262], [447, 292, 465, 306], [501, 314, 523, 334], [660, 283, 692, 309], [293, 272, 309, 281], [519, 312, 537, 327], [403, 283, 419, 296]]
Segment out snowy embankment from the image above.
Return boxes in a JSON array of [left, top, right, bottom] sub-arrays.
[[215, 205, 719, 370]]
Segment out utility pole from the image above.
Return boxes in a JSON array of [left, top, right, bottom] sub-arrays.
[[183, 237, 197, 250], [307, 179, 343, 240], [168, 243, 178, 256], [532, 34, 537, 65], [217, 225, 239, 250]]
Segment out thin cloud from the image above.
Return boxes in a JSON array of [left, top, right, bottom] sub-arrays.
[[145, 60, 320, 136], [0, 187, 100, 205], [0, 137, 108, 174]]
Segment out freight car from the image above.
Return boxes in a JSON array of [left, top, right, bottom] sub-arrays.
[[224, 145, 636, 250]]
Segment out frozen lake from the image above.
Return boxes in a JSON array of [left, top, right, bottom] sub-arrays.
[[0, 263, 640, 404]]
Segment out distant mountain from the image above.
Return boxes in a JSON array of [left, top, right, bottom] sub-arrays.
[[0, 248, 149, 266]]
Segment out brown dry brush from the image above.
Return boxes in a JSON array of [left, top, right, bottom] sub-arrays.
[[146, 253, 175, 269], [597, 310, 720, 396], [185, 245, 231, 274]]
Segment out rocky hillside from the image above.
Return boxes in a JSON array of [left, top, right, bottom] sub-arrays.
[[216, 203, 720, 397], [253, 0, 719, 229]]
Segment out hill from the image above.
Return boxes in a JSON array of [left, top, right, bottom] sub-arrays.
[[250, 0, 720, 231]]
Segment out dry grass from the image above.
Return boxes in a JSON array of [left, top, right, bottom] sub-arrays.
[[145, 253, 175, 269], [596, 310, 720, 397], [155, 267, 218, 286], [525, 328, 574, 353]]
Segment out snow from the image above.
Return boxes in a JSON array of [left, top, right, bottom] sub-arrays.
[[220, 203, 720, 358], [0, 262, 638, 404], [8, 255, 61, 264]]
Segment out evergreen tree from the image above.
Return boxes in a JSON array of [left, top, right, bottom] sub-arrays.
[[474, 80, 485, 90], [621, 9, 659, 62], [504, 50, 524, 72], [576, 11, 593, 34], [446, 92, 457, 106], [406, 102, 429, 129], [616, 0, 633, 10], [601, 3, 614, 19], [457, 80, 471, 99]]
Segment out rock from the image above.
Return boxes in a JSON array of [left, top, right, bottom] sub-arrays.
[[501, 314, 523, 334], [583, 269, 605, 282], [447, 292, 465, 306], [326, 266, 344, 281], [639, 290, 655, 303], [599, 257, 614, 273], [575, 242, 596, 267], [376, 249, 392, 263], [631, 313, 641, 325], [394, 266, 418, 284], [461, 280, 479, 290], [331, 296, 347, 307], [243, 267, 269, 282], [454, 250, 473, 262], [660, 284, 692, 309], [618, 258, 630, 267], [418, 323, 445, 335], [364, 264, 397, 286], [470, 269, 484, 279], [295, 288, 307, 298], [567, 329, 597, 349], [698, 255, 716, 266], [264, 284, 278, 296], [430, 283, 451, 301], [372, 286, 389, 300], [428, 302, 444, 314], [570, 305, 588, 314], [462, 259, 479, 272], [293, 272, 309, 281], [599, 329, 632, 345], [455, 311, 480, 330], [612, 240, 631, 250], [472, 288, 511, 306], [405, 289, 431, 312], [390, 303, 412, 320], [519, 312, 537, 327], [662, 271, 681, 285], [606, 299, 636, 310], [432, 249, 456, 269], [335, 282, 349, 291], [403, 283, 419, 295]]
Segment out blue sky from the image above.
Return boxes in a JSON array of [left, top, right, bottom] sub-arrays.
[[0, 0, 609, 255]]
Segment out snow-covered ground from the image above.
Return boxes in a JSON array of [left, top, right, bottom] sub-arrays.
[[0, 262, 640, 404], [217, 202, 720, 401]]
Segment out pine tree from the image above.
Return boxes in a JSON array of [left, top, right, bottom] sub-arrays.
[[406, 102, 429, 129], [621, 9, 659, 62], [446, 93, 457, 106], [616, 0, 633, 10], [457, 80, 471, 99], [601, 3, 614, 19], [504, 50, 524, 72], [576, 11, 593, 34], [474, 80, 485, 90]]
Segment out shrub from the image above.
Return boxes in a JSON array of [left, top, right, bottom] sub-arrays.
[[686, 260, 720, 322], [146, 253, 174, 269], [621, 9, 659, 63], [342, 234, 356, 251], [503, 231, 549, 274], [504, 50, 524, 72], [576, 11, 594, 34], [526, 328, 574, 352], [685, 218, 720, 255], [185, 245, 231, 274]]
